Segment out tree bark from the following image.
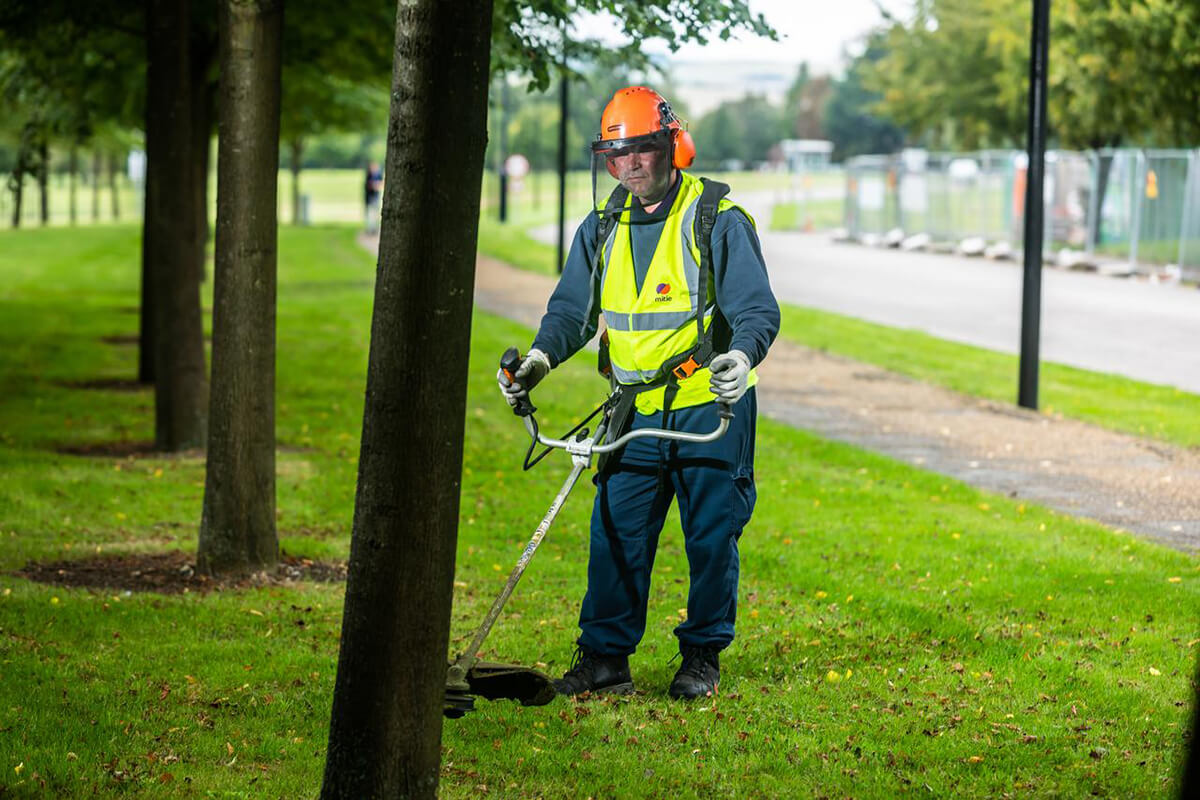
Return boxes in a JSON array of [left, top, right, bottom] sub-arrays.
[[37, 138, 48, 226], [11, 136, 25, 229], [145, 0, 209, 450], [69, 146, 78, 225], [289, 136, 302, 225], [191, 45, 216, 283], [109, 153, 121, 220], [320, 1, 493, 797], [197, 0, 283, 577], [1089, 150, 1114, 251], [92, 149, 101, 222]]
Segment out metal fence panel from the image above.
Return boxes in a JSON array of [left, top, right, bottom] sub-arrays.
[[845, 147, 1200, 279], [1181, 152, 1200, 279]]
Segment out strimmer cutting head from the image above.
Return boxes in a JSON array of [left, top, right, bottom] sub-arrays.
[[443, 661, 556, 719]]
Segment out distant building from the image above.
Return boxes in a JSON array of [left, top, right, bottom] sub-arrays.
[[780, 139, 834, 171]]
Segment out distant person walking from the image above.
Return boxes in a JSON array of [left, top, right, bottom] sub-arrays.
[[363, 161, 383, 235]]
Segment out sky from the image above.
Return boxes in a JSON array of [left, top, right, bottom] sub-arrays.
[[571, 0, 914, 116], [575, 0, 914, 74]]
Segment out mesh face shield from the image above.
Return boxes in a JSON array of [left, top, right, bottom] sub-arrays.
[[590, 130, 673, 217]]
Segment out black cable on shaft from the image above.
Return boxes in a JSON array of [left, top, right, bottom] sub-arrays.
[[522, 397, 611, 471]]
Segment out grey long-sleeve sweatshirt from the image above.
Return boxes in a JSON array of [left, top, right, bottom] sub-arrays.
[[530, 174, 780, 370]]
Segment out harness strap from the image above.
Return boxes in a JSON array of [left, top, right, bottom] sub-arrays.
[[663, 177, 728, 383]]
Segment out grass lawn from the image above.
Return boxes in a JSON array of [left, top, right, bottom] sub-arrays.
[[769, 198, 845, 232], [1, 224, 1198, 798], [777, 305, 1200, 450]]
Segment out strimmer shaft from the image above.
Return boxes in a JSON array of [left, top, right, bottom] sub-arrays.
[[446, 454, 590, 687]]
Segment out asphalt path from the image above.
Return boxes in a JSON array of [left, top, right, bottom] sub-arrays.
[[759, 231, 1200, 393], [532, 191, 1200, 394]]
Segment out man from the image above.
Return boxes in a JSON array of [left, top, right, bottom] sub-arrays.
[[363, 161, 383, 235], [498, 86, 779, 699]]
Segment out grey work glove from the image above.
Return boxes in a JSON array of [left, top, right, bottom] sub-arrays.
[[708, 350, 752, 405], [497, 348, 551, 408]]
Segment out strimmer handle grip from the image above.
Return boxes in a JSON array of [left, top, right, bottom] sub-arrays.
[[717, 402, 735, 421], [500, 346, 536, 418]]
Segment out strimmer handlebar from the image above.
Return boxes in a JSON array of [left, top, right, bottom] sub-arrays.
[[521, 399, 732, 462]]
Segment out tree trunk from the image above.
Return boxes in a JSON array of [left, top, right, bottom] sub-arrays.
[[290, 136, 302, 225], [191, 47, 216, 284], [109, 153, 121, 220], [197, 0, 283, 577], [1089, 151, 1113, 250], [139, 204, 154, 382], [11, 137, 25, 229], [320, 2, 493, 797], [69, 146, 78, 225], [1183, 660, 1200, 798], [145, 0, 209, 450], [92, 150, 101, 222], [38, 139, 49, 226]]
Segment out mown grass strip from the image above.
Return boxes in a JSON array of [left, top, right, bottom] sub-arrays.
[[778, 304, 1200, 449], [0, 224, 1195, 798], [768, 198, 844, 232]]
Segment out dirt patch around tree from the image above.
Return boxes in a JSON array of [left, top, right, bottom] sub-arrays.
[[17, 550, 347, 595]]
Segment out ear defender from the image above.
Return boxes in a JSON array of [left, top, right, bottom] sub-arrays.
[[606, 158, 620, 179], [672, 129, 696, 169]]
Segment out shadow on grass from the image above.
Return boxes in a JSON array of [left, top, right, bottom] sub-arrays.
[[16, 550, 346, 594], [54, 377, 148, 392], [55, 440, 160, 457]]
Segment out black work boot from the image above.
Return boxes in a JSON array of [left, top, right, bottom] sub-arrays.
[[553, 645, 634, 696], [669, 645, 720, 699]]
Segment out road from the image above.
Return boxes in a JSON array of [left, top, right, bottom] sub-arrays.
[[531, 191, 1200, 394]]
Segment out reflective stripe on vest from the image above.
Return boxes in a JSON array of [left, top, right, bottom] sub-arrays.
[[598, 172, 758, 414]]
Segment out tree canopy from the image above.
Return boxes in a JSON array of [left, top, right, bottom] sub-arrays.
[[863, 0, 1200, 151]]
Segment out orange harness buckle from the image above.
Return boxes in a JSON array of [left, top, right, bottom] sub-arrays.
[[671, 356, 701, 380]]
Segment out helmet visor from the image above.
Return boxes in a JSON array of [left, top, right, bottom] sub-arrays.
[[590, 131, 672, 216]]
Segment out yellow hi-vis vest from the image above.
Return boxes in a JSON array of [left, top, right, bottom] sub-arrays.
[[599, 171, 758, 415]]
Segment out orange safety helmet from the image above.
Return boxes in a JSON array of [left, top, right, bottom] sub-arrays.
[[592, 86, 696, 177]]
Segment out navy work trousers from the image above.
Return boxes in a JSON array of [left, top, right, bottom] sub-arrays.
[[578, 388, 758, 656]]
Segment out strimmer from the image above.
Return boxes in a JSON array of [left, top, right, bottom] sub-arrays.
[[443, 347, 731, 718]]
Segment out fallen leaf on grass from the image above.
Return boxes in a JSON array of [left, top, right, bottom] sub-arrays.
[[1148, 667, 1161, 676], [966, 755, 984, 764]]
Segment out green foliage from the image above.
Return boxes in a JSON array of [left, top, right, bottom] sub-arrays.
[[863, 0, 1028, 149], [279, 0, 394, 143], [0, 224, 1196, 798], [864, 0, 1200, 151], [0, 4, 143, 164], [299, 133, 385, 170], [491, 0, 776, 91], [1052, 0, 1200, 148], [691, 94, 783, 168], [782, 62, 834, 140], [823, 35, 906, 161]]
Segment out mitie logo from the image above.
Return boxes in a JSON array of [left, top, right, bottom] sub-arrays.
[[654, 282, 673, 303]]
